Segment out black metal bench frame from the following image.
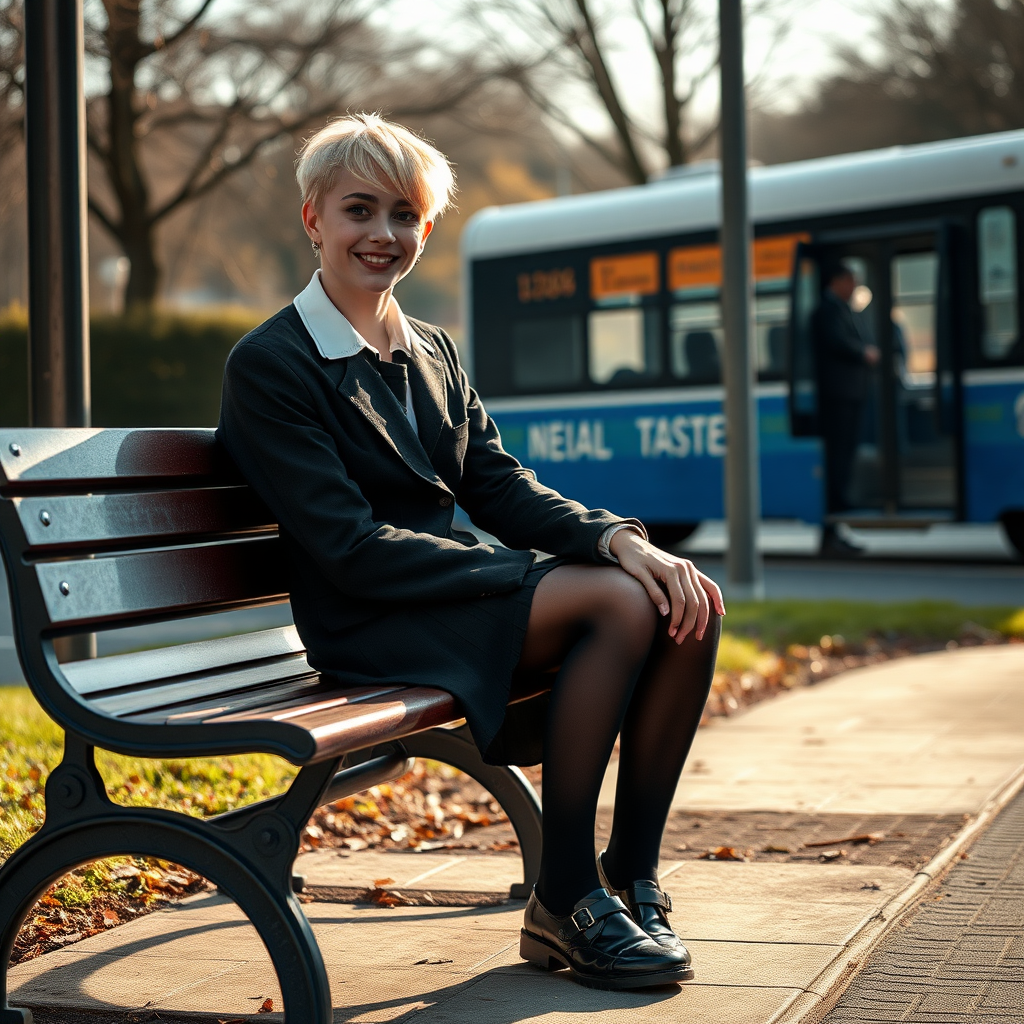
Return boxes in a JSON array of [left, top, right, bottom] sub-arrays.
[[0, 428, 545, 1024]]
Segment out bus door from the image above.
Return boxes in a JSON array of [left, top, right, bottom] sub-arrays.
[[788, 229, 961, 517]]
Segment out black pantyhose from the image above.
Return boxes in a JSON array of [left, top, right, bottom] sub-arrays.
[[517, 565, 721, 916]]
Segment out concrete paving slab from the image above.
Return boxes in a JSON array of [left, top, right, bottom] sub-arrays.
[[597, 645, 1024, 815], [406, 970, 801, 1024], [6, 946, 252, 1012], [296, 849, 524, 893], [660, 861, 914, 911]]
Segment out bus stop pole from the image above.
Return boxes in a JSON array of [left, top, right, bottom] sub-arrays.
[[718, 0, 763, 599], [24, 0, 96, 659]]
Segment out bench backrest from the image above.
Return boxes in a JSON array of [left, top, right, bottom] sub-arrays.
[[0, 427, 331, 762]]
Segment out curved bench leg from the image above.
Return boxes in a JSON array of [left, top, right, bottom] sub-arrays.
[[399, 726, 543, 899], [0, 812, 332, 1024], [1, 739, 341, 1024]]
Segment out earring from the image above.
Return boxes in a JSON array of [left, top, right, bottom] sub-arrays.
[[311, 240, 321, 257]]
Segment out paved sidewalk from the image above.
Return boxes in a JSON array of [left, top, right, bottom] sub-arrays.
[[822, 785, 1024, 1024], [7, 645, 1024, 1023]]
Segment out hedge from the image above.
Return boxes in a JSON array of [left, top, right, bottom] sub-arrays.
[[0, 306, 264, 427]]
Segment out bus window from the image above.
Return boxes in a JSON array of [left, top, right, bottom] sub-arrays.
[[978, 207, 1019, 361], [670, 303, 722, 384], [755, 294, 790, 379], [512, 316, 585, 390], [892, 252, 938, 385], [588, 307, 660, 385]]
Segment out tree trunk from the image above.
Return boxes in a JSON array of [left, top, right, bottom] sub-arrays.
[[658, 1, 688, 167], [121, 222, 160, 308], [102, 0, 159, 307]]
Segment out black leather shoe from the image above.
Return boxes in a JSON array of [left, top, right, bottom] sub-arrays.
[[520, 886, 694, 990], [597, 852, 693, 965], [819, 526, 864, 559]]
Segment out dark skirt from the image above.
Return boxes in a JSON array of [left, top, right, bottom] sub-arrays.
[[316, 558, 564, 766]]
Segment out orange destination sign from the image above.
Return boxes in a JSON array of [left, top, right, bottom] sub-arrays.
[[590, 252, 659, 300], [669, 233, 810, 291]]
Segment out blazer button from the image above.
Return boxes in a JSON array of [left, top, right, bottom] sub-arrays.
[[438, 495, 453, 507]]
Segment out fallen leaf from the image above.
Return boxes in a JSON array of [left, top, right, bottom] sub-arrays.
[[698, 846, 746, 862], [762, 844, 791, 854], [101, 909, 120, 926], [674, 843, 688, 852], [373, 877, 396, 887], [860, 880, 882, 891], [259, 997, 274, 1013], [360, 886, 416, 907], [413, 957, 454, 965]]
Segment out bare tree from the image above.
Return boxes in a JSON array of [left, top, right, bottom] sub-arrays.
[[467, 0, 797, 184], [0, 0, 502, 307], [755, 0, 1024, 164]]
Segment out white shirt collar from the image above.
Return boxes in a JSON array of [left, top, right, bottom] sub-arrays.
[[292, 269, 432, 361]]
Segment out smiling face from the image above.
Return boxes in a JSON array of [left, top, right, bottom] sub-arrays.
[[302, 170, 433, 304]]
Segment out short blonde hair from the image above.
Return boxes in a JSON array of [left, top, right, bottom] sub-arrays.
[[296, 113, 455, 220]]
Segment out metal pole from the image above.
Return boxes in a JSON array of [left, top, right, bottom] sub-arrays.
[[25, 0, 91, 429], [24, 0, 96, 660], [718, 0, 763, 599]]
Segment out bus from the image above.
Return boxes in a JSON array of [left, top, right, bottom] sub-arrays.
[[461, 130, 1024, 556]]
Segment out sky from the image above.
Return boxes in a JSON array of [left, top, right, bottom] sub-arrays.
[[377, 0, 888, 122]]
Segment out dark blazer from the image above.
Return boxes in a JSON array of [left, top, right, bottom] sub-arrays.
[[811, 291, 872, 402], [216, 304, 631, 673]]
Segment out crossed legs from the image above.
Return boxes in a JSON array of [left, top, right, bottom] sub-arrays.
[[517, 564, 721, 914]]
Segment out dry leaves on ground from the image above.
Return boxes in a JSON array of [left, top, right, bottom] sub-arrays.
[[301, 759, 511, 855], [10, 859, 208, 965]]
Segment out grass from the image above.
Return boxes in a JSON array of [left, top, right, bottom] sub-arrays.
[[720, 599, 1024, 651], [1, 597, 1021, 859], [0, 686, 296, 859]]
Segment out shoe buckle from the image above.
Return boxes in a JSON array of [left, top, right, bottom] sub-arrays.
[[570, 906, 596, 932]]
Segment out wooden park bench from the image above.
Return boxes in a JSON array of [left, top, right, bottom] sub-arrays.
[[0, 427, 547, 1024]]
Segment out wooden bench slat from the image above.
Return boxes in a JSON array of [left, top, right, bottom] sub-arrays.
[[61, 627, 307, 697], [36, 536, 286, 627], [207, 684, 461, 760], [14, 487, 274, 551], [157, 684, 401, 724], [304, 688, 461, 761], [121, 676, 328, 725], [88, 657, 317, 718], [0, 428, 224, 493], [153, 684, 407, 726]]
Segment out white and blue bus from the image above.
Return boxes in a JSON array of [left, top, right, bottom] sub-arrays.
[[462, 130, 1024, 555]]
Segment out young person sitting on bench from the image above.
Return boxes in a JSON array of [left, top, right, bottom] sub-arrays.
[[217, 113, 724, 992]]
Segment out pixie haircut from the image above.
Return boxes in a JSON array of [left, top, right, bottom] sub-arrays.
[[296, 113, 455, 221]]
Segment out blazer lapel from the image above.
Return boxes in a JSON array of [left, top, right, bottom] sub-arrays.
[[333, 352, 444, 488], [407, 339, 447, 459]]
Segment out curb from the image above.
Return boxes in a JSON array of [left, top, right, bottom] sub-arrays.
[[766, 760, 1024, 1024]]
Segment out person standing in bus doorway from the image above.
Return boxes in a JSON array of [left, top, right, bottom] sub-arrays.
[[812, 263, 880, 557]]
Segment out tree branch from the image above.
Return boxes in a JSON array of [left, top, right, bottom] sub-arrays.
[[87, 196, 120, 238], [156, 0, 218, 53], [569, 0, 650, 182]]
